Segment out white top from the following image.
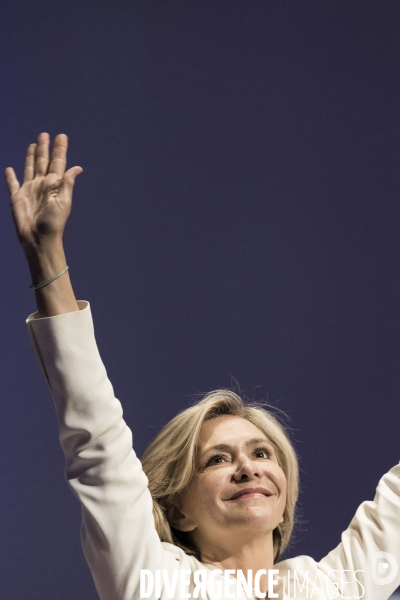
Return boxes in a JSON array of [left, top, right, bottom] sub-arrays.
[[26, 300, 400, 600]]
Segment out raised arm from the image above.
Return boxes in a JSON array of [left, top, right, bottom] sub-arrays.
[[5, 134, 180, 600], [318, 463, 400, 600]]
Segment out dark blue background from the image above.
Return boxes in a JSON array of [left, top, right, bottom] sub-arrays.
[[1, 1, 399, 599]]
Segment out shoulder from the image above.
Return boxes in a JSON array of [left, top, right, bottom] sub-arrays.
[[275, 555, 343, 598], [160, 541, 198, 570], [275, 554, 318, 576]]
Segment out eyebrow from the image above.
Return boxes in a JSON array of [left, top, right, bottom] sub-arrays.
[[200, 437, 272, 458]]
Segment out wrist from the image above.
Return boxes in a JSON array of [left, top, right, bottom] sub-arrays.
[[23, 235, 64, 257], [24, 240, 67, 286]]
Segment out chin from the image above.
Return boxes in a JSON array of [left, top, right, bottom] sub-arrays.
[[229, 510, 276, 529]]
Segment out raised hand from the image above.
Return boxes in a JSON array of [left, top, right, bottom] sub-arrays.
[[4, 132, 82, 250]]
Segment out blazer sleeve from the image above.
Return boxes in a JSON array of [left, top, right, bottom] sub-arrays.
[[26, 301, 172, 600], [317, 462, 400, 600]]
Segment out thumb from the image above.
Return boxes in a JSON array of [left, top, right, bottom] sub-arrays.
[[60, 166, 83, 194], [64, 166, 83, 181]]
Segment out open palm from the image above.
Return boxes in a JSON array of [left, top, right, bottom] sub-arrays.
[[4, 132, 82, 249]]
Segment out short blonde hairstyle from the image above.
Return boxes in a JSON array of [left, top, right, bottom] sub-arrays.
[[141, 390, 300, 562]]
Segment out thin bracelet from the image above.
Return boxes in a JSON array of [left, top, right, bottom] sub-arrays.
[[29, 266, 69, 292]]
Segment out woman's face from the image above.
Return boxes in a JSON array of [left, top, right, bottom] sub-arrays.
[[170, 415, 287, 552]]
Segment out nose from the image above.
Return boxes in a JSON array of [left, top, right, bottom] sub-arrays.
[[232, 453, 261, 482]]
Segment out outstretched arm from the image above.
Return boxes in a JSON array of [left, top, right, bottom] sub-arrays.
[[25, 301, 170, 600], [318, 463, 400, 600], [5, 134, 180, 600]]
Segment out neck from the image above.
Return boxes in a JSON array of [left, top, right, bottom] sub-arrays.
[[198, 530, 275, 595]]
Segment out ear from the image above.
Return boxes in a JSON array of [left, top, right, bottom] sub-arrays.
[[279, 516, 284, 523], [166, 496, 197, 533]]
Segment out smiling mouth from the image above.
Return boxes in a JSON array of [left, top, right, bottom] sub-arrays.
[[231, 492, 270, 500], [228, 488, 273, 500]]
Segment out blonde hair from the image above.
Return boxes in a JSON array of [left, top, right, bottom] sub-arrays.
[[141, 389, 300, 562]]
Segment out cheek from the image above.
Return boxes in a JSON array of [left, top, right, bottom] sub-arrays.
[[278, 471, 287, 504], [270, 465, 287, 496], [189, 473, 226, 509], [277, 467, 287, 487], [180, 480, 212, 516]]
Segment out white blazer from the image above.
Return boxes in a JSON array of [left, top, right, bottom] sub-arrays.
[[26, 301, 400, 600]]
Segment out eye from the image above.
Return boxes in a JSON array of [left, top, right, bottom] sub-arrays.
[[204, 453, 229, 467], [254, 447, 273, 459]]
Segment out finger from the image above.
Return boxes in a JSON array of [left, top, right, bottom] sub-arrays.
[[48, 133, 68, 177], [4, 167, 21, 196], [23, 143, 36, 183], [35, 132, 50, 176]]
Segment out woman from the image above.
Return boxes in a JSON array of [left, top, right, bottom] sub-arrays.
[[5, 133, 400, 600]]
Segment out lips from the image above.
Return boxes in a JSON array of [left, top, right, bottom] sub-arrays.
[[228, 487, 273, 500]]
